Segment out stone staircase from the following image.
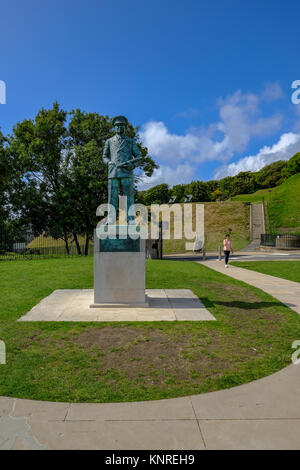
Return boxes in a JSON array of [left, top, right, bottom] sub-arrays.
[[241, 203, 265, 251], [251, 203, 265, 241]]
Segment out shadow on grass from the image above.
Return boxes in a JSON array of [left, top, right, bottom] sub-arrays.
[[201, 297, 284, 310]]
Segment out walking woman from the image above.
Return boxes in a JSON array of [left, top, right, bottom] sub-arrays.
[[223, 234, 233, 268]]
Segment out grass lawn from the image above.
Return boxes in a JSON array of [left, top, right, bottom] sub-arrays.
[[0, 257, 300, 403], [231, 260, 300, 283], [232, 173, 300, 233]]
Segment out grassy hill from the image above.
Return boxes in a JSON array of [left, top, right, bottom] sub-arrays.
[[232, 173, 300, 233], [28, 201, 250, 255], [163, 201, 250, 253], [28, 234, 92, 255], [231, 188, 271, 203]]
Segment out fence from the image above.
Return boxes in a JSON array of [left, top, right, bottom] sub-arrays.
[[261, 233, 300, 249], [0, 229, 161, 260], [0, 230, 91, 260]]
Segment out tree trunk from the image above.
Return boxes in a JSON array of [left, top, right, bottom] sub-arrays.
[[84, 231, 90, 256], [73, 232, 82, 255], [63, 230, 70, 255]]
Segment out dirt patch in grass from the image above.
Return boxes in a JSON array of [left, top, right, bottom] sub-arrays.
[[71, 326, 250, 387], [74, 327, 192, 385], [74, 326, 143, 349]]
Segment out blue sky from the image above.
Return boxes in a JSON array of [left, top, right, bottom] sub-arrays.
[[1, 0, 300, 188]]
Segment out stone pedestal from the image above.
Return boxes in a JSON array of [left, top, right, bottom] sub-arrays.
[[91, 226, 148, 307]]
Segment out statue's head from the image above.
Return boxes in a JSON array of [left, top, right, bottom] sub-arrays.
[[112, 115, 128, 135]]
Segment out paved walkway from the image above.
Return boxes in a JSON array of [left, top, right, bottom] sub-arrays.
[[1, 260, 300, 450], [199, 259, 300, 315], [1, 362, 300, 449], [164, 250, 300, 262]]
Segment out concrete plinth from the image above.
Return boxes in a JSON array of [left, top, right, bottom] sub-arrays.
[[18, 289, 216, 322], [93, 227, 147, 307]]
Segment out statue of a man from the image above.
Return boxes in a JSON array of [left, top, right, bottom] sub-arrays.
[[103, 115, 142, 224]]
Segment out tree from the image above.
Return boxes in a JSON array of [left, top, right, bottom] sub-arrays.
[[211, 188, 223, 201], [143, 184, 170, 205], [206, 180, 220, 199], [0, 130, 10, 227], [135, 189, 147, 205], [255, 160, 286, 188], [8, 102, 75, 253], [219, 176, 234, 199], [185, 181, 210, 202], [171, 184, 186, 203], [281, 153, 300, 179], [230, 171, 257, 196], [8, 104, 158, 255]]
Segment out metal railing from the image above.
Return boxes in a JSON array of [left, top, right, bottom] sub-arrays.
[[261, 233, 300, 248], [0, 228, 162, 260], [0, 230, 90, 260]]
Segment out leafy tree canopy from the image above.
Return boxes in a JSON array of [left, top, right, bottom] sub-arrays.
[[5, 103, 157, 254], [281, 152, 300, 179]]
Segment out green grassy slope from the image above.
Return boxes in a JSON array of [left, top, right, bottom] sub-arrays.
[[163, 201, 250, 253], [232, 188, 271, 203], [232, 173, 300, 233]]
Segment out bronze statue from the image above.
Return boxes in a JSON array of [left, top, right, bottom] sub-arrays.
[[103, 116, 142, 223]]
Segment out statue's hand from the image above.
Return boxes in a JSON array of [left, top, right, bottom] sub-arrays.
[[117, 161, 134, 170]]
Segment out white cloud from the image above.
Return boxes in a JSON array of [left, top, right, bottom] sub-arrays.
[[139, 121, 206, 163], [138, 87, 289, 188], [213, 132, 300, 179], [138, 163, 195, 189], [140, 90, 282, 169], [261, 82, 284, 101], [218, 90, 282, 153]]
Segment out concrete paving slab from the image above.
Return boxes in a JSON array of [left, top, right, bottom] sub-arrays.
[[27, 418, 204, 450], [12, 399, 70, 422], [137, 314, 176, 321], [12, 436, 41, 450], [66, 397, 195, 421], [57, 315, 103, 322], [98, 420, 205, 450], [18, 289, 216, 322], [191, 364, 300, 420], [0, 397, 14, 417], [0, 415, 45, 450], [166, 289, 198, 299], [175, 309, 214, 321], [199, 419, 300, 450], [27, 419, 107, 450]]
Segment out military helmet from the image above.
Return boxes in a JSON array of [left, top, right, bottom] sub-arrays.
[[112, 115, 128, 127]]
